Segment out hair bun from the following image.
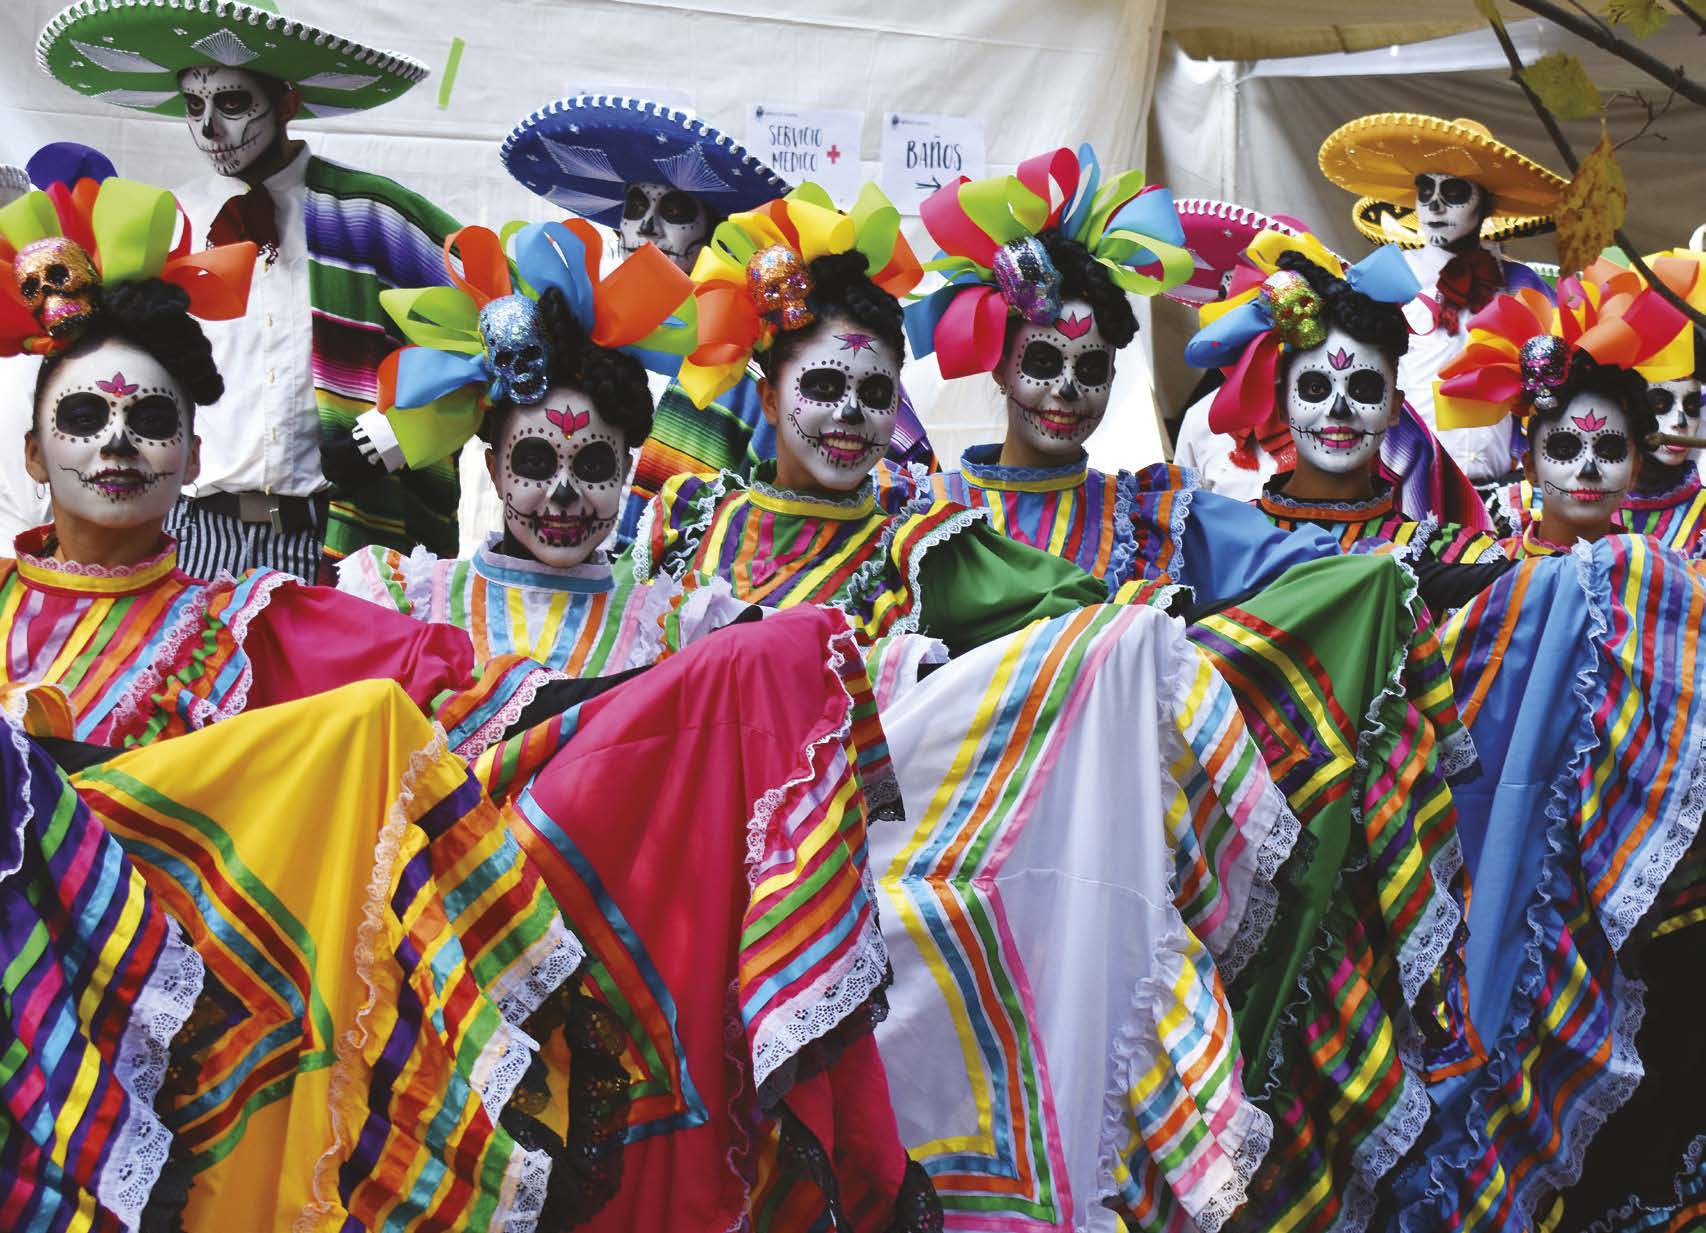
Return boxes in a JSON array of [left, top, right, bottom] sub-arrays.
[[1274, 249, 1409, 361], [1038, 229, 1138, 350]]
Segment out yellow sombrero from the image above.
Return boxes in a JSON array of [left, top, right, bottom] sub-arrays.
[[1319, 114, 1568, 248]]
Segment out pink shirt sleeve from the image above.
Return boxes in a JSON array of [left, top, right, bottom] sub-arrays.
[[240, 581, 477, 713]]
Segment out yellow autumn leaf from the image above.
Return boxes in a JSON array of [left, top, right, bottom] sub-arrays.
[[1521, 52, 1602, 120], [1556, 133, 1627, 277], [1603, 0, 1669, 36]]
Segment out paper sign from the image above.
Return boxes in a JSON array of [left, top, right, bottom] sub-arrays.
[[880, 112, 987, 213], [747, 104, 864, 203]]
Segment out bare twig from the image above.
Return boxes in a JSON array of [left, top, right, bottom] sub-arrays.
[[1505, 0, 1706, 106], [1610, 85, 1680, 147], [1488, 15, 1706, 329], [1669, 0, 1706, 35]]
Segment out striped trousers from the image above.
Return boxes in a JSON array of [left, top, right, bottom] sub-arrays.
[[164, 496, 328, 583]]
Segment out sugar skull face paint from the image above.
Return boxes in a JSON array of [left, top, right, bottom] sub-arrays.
[[493, 389, 629, 566], [1283, 326, 1397, 475], [1532, 393, 1634, 527], [998, 298, 1115, 458], [619, 181, 711, 271], [770, 316, 901, 492], [179, 66, 280, 178], [29, 338, 197, 529], [1413, 173, 1486, 249], [1643, 377, 1702, 470]]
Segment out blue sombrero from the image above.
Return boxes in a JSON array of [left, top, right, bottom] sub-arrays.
[[500, 95, 791, 229]]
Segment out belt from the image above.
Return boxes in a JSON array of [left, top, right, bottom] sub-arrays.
[[191, 490, 329, 535]]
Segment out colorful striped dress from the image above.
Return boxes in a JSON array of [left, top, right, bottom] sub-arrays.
[[1408, 534, 1706, 1233], [0, 718, 203, 1233], [630, 463, 1109, 654], [1254, 475, 1505, 564], [336, 535, 693, 676], [869, 603, 1298, 1232], [1620, 469, 1706, 557]]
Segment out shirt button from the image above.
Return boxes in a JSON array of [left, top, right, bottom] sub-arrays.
[[264, 313, 274, 328], [267, 369, 276, 385]]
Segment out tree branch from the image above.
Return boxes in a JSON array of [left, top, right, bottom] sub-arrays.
[[1505, 0, 1706, 106], [1670, 0, 1706, 36], [1488, 14, 1706, 331]]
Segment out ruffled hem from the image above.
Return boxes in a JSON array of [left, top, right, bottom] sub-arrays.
[[1101, 913, 1273, 1233], [862, 494, 989, 641], [631, 471, 733, 585], [745, 623, 891, 1098], [1400, 542, 1655, 1231], [210, 569, 298, 725], [454, 662, 566, 762]]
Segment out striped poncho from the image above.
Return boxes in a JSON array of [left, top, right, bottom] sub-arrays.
[[304, 156, 462, 561]]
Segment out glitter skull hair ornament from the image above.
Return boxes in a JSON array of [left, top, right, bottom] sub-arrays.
[[0, 146, 256, 359], [370, 217, 694, 473]]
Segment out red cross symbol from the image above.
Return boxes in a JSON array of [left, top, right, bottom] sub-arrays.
[[825, 144, 842, 164]]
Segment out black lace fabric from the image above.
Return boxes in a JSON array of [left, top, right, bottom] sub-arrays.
[[139, 972, 238, 1232], [774, 1106, 943, 1232], [753, 965, 893, 1112], [500, 973, 632, 1228]]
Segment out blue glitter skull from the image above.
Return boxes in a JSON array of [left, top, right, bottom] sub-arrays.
[[992, 235, 1063, 325], [478, 294, 549, 405]]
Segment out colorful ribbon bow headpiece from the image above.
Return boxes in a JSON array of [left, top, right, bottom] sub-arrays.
[[0, 143, 255, 358], [675, 181, 922, 409], [1435, 266, 1689, 430], [376, 219, 694, 469], [905, 144, 1193, 379], [1183, 229, 1420, 439]]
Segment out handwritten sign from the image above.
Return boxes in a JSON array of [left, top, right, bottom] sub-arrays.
[[746, 104, 864, 203], [880, 112, 986, 213]]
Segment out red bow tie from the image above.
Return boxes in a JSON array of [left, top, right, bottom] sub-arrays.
[[207, 185, 279, 266], [1434, 247, 1503, 334]]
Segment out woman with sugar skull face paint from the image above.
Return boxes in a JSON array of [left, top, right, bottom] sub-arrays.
[[906, 149, 1362, 604], [1186, 239, 1504, 577], [1385, 274, 1706, 1233], [635, 184, 1115, 655], [500, 96, 938, 551], [1319, 115, 1566, 486], [1618, 292, 1706, 555]]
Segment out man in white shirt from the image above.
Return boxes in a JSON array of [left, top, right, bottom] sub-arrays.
[[1318, 114, 1565, 485], [37, 0, 456, 581]]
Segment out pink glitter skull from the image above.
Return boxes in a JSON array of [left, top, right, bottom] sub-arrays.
[[748, 245, 815, 333], [1519, 335, 1570, 411]]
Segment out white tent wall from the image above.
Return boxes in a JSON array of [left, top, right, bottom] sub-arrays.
[[1147, 19, 1706, 434], [0, 0, 1169, 547]]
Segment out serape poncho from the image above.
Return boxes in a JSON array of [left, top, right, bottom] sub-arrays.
[[1620, 470, 1706, 557]]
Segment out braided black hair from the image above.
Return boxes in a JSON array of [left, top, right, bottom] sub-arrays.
[[1030, 228, 1138, 350], [1526, 349, 1655, 444], [1275, 250, 1411, 363], [758, 250, 906, 381], [31, 279, 222, 429], [479, 285, 656, 447]]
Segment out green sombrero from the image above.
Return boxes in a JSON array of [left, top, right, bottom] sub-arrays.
[[37, 0, 429, 119]]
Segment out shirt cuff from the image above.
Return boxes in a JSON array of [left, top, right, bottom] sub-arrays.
[[354, 409, 406, 472]]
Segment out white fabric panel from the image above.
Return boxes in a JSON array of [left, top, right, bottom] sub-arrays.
[[1146, 23, 1706, 430], [1, 0, 1167, 547]]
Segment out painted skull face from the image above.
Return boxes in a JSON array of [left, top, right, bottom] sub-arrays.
[[998, 299, 1116, 457], [619, 181, 711, 271], [1413, 173, 1487, 249], [1284, 326, 1397, 475], [772, 316, 901, 492], [478, 295, 549, 406], [178, 66, 280, 177], [14, 237, 100, 338], [1643, 377, 1702, 469], [1532, 393, 1634, 526], [495, 388, 628, 566], [32, 339, 196, 528]]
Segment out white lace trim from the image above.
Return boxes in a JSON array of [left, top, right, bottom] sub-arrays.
[[743, 622, 892, 1095], [861, 496, 988, 640], [101, 584, 213, 742], [454, 663, 566, 761], [299, 723, 450, 1232], [631, 471, 736, 585], [489, 915, 585, 1030], [498, 1143, 553, 1233], [1098, 914, 1273, 1233], [1581, 1132, 1706, 1233], [211, 570, 298, 725]]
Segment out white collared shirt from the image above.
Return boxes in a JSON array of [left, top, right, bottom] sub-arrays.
[[175, 146, 324, 498], [1400, 243, 1516, 483]]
